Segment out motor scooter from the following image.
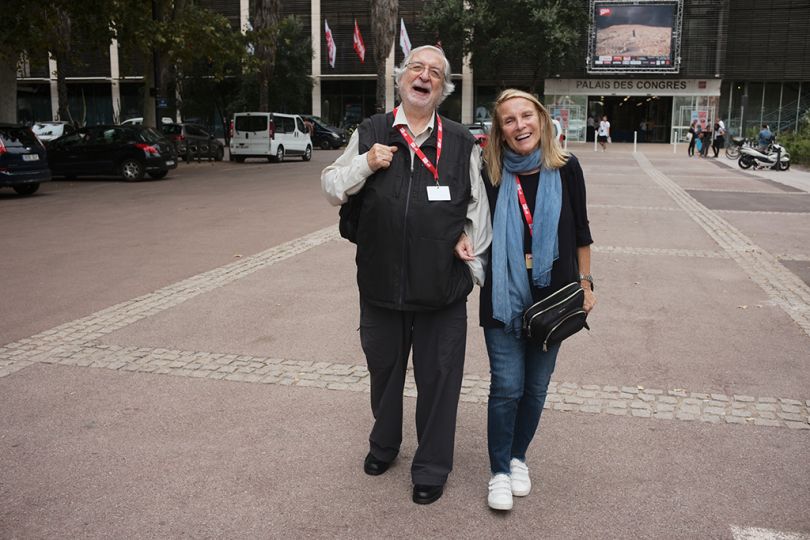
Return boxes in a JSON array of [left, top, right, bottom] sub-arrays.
[[738, 141, 790, 171]]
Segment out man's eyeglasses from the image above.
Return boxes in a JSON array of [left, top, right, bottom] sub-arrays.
[[406, 62, 444, 81]]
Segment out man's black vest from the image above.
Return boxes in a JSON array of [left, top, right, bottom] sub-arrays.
[[354, 111, 476, 311]]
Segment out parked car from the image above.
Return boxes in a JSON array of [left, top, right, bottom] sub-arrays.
[[0, 124, 52, 196], [465, 122, 490, 148], [229, 112, 312, 162], [302, 115, 347, 150], [32, 121, 77, 142], [46, 125, 177, 181], [161, 123, 225, 161], [121, 117, 174, 126]]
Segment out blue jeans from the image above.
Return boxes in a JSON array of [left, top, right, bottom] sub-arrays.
[[484, 327, 560, 475]]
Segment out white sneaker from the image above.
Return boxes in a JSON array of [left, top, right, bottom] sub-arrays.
[[487, 473, 513, 511], [510, 458, 531, 496]]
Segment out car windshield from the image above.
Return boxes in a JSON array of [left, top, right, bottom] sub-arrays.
[[0, 126, 40, 148], [162, 125, 182, 135], [140, 128, 164, 143]]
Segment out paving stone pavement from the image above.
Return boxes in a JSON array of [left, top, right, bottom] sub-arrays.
[[1, 151, 808, 437], [634, 152, 810, 337]]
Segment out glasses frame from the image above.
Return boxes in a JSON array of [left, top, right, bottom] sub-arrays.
[[406, 62, 444, 81]]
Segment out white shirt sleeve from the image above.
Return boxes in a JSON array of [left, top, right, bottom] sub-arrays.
[[464, 147, 492, 287], [320, 129, 375, 206]]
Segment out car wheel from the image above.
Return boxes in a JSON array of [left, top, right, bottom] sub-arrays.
[[215, 146, 224, 161], [13, 183, 40, 196], [120, 158, 145, 181], [275, 146, 284, 162], [148, 171, 168, 179], [319, 140, 331, 150], [302, 145, 312, 161]]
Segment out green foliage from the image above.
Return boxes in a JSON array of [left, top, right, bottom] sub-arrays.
[[267, 16, 313, 113], [779, 111, 810, 165], [421, 0, 586, 92]]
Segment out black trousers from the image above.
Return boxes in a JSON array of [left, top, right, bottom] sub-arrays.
[[359, 298, 467, 486]]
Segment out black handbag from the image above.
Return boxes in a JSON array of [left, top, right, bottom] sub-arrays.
[[522, 282, 590, 351]]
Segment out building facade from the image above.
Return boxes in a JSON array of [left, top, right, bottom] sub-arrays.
[[16, 0, 810, 143]]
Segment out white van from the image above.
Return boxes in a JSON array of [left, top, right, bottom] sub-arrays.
[[229, 112, 313, 162]]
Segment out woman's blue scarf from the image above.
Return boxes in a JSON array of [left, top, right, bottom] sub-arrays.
[[491, 148, 562, 334]]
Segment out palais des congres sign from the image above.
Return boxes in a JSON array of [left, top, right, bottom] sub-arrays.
[[545, 78, 721, 97]]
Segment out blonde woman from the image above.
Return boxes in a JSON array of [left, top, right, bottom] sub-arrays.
[[476, 90, 595, 511]]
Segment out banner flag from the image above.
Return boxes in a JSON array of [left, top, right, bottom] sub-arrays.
[[399, 18, 412, 57], [324, 20, 336, 68], [353, 19, 366, 63]]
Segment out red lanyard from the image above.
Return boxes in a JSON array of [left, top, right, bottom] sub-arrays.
[[393, 106, 443, 183], [515, 175, 534, 236]]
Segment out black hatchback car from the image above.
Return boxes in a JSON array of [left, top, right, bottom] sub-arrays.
[[161, 123, 225, 161], [303, 115, 347, 150], [0, 123, 52, 196], [47, 125, 177, 181]]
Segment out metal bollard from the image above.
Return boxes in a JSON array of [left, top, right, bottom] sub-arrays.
[[633, 131, 637, 153], [672, 129, 677, 154]]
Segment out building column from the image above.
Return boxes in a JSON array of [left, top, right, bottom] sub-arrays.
[[311, 0, 321, 116], [461, 52, 473, 124], [109, 38, 121, 123], [385, 44, 395, 111], [48, 55, 58, 121]]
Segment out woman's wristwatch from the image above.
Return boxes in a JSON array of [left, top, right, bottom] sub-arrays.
[[578, 273, 594, 291]]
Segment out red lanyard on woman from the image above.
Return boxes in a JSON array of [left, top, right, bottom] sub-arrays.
[[392, 106, 443, 184], [515, 175, 534, 236]]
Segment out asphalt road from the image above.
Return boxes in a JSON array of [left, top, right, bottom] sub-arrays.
[[1, 144, 809, 539]]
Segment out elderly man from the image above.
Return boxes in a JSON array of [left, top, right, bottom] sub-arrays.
[[321, 45, 491, 505]]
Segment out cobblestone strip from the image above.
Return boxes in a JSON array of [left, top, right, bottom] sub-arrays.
[[0, 226, 340, 367], [593, 245, 729, 259], [635, 152, 810, 338], [775, 253, 810, 262], [589, 204, 682, 212], [683, 188, 807, 194], [716, 209, 810, 215], [30, 342, 810, 431]]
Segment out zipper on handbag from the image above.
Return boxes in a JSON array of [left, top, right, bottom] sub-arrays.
[[526, 285, 584, 335], [542, 309, 587, 351]]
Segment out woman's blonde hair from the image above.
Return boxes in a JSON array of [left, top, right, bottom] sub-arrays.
[[483, 89, 569, 186]]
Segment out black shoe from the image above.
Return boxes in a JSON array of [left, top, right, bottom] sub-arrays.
[[363, 453, 391, 476], [412, 484, 444, 505]]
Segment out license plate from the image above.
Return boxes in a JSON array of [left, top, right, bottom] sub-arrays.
[[166, 160, 175, 166], [22, 154, 39, 161]]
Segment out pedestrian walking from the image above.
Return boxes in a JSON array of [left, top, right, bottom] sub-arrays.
[[712, 117, 726, 157], [597, 115, 610, 151], [687, 120, 699, 157], [321, 45, 492, 506]]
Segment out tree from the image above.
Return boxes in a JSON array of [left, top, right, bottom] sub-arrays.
[[371, 0, 397, 112], [113, 0, 248, 127], [0, 0, 114, 123], [0, 2, 48, 122], [421, 0, 586, 94], [253, 0, 281, 112]]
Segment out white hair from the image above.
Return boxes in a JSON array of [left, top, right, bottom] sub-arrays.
[[393, 45, 455, 105]]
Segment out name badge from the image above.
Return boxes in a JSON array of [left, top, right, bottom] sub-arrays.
[[426, 185, 451, 201]]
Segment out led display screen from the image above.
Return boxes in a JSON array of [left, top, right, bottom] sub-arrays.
[[588, 1, 681, 73]]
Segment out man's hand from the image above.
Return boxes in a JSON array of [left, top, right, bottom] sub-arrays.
[[454, 232, 476, 262], [367, 144, 398, 172]]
